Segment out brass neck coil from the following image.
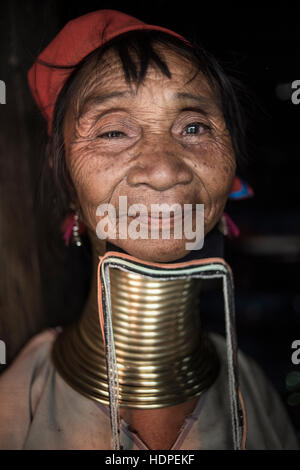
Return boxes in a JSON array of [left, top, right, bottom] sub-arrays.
[[52, 266, 219, 408]]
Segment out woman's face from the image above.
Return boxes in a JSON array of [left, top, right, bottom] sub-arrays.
[[63, 46, 236, 262]]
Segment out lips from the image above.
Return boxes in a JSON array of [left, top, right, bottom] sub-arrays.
[[137, 211, 182, 221], [120, 206, 195, 231], [119, 204, 193, 216]]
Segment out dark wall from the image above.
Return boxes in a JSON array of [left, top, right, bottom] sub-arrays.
[[0, 1, 300, 433]]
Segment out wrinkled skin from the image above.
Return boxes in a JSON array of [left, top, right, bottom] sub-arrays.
[[63, 46, 236, 262]]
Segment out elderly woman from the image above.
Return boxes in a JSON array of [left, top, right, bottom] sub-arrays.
[[0, 9, 298, 450]]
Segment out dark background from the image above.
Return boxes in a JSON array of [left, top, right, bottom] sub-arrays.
[[0, 1, 300, 438]]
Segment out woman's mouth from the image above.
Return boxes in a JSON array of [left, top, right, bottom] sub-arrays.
[[120, 206, 195, 233], [136, 212, 184, 228]]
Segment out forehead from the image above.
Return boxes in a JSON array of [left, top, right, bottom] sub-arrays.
[[94, 47, 209, 86], [71, 46, 220, 120]]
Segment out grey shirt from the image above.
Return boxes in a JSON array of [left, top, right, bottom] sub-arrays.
[[0, 328, 299, 450]]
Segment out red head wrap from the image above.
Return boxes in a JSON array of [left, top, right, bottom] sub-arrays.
[[27, 9, 189, 136]]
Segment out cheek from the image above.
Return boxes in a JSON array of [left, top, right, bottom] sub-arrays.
[[210, 160, 236, 200], [67, 150, 123, 226], [190, 140, 236, 200]]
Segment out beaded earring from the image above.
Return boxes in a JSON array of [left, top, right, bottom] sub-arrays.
[[72, 211, 82, 247], [61, 210, 84, 247]]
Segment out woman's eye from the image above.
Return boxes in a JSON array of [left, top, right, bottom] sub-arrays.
[[99, 130, 126, 139], [183, 122, 209, 135]]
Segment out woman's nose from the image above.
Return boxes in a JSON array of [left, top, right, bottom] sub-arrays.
[[126, 147, 193, 191]]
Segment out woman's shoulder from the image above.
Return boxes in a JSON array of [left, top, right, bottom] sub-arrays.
[[208, 331, 268, 383], [208, 331, 299, 449], [0, 327, 59, 380], [0, 327, 60, 449], [208, 331, 285, 407]]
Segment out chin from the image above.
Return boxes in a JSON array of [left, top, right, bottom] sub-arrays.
[[109, 238, 190, 263]]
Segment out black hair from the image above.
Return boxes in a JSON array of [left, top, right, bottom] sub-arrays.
[[36, 29, 249, 224]]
